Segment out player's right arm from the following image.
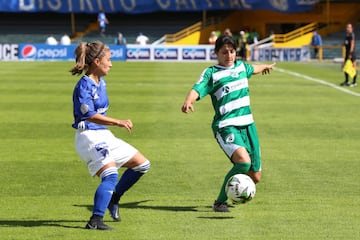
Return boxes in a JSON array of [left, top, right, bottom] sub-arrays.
[[182, 68, 212, 113], [181, 89, 199, 113]]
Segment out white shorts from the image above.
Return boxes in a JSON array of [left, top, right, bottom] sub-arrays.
[[75, 129, 138, 176]]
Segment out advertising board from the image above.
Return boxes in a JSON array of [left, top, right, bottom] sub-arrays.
[[16, 44, 126, 61], [1, 43, 310, 62], [0, 44, 18, 60]]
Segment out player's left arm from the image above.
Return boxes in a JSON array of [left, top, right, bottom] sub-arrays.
[[252, 62, 276, 75], [87, 113, 133, 132]]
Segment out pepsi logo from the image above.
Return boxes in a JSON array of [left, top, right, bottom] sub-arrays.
[[22, 45, 36, 58]]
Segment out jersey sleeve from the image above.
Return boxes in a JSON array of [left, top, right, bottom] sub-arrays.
[[192, 68, 212, 100], [75, 81, 97, 120], [244, 62, 255, 79]]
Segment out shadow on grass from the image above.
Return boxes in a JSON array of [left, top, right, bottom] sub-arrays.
[[0, 201, 232, 228], [197, 216, 235, 220], [0, 219, 85, 229], [74, 200, 199, 212]]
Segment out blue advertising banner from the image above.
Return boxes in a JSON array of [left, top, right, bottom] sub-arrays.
[[109, 45, 127, 61], [154, 47, 178, 60], [125, 44, 215, 61], [0, 0, 318, 14], [3, 43, 312, 62], [18, 44, 126, 61], [18, 44, 76, 60], [254, 47, 310, 61], [182, 47, 207, 61], [126, 47, 151, 60]]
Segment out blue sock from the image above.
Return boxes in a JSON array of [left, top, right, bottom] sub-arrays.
[[93, 173, 118, 217], [112, 169, 143, 203], [112, 160, 150, 203]]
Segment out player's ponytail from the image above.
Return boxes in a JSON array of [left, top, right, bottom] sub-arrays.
[[70, 41, 106, 75], [70, 42, 87, 75]]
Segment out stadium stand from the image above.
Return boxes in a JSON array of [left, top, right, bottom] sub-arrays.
[[0, 12, 71, 44], [0, 12, 202, 44], [0, 0, 359, 61]]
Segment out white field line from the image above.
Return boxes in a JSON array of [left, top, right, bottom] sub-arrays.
[[275, 67, 360, 97]]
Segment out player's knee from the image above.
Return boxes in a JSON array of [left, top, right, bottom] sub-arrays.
[[132, 159, 151, 174], [100, 166, 118, 184]]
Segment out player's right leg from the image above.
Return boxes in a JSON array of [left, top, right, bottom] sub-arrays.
[[213, 127, 252, 212], [75, 129, 118, 230], [86, 165, 118, 230], [213, 147, 252, 212]]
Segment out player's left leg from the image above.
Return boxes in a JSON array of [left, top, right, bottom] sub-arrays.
[[108, 144, 151, 221], [246, 123, 262, 184], [113, 152, 150, 203], [247, 171, 262, 184]]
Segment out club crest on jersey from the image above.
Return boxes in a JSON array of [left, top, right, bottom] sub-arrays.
[[223, 86, 230, 94], [80, 104, 89, 115], [230, 70, 239, 78], [225, 133, 235, 143]]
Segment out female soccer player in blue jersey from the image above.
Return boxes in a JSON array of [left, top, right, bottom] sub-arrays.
[[182, 35, 275, 212], [70, 41, 150, 230]]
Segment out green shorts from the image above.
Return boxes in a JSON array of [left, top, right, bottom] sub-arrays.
[[215, 123, 261, 172]]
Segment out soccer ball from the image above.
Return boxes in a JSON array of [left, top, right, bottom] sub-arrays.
[[225, 174, 256, 204]]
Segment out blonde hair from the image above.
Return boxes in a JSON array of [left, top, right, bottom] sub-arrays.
[[70, 41, 109, 75]]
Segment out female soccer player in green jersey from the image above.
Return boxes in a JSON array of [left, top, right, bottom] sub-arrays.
[[181, 35, 275, 212]]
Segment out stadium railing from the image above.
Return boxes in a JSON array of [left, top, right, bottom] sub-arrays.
[[273, 22, 318, 44], [164, 21, 202, 43]]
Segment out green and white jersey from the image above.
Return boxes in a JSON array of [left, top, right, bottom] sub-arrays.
[[192, 60, 255, 134]]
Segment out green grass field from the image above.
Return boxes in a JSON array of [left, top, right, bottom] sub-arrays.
[[0, 60, 359, 240]]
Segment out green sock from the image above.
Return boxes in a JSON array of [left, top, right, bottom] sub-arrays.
[[216, 162, 251, 203]]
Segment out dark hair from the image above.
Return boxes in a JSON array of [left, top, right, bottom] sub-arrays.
[[214, 35, 237, 52], [69, 41, 108, 75]]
